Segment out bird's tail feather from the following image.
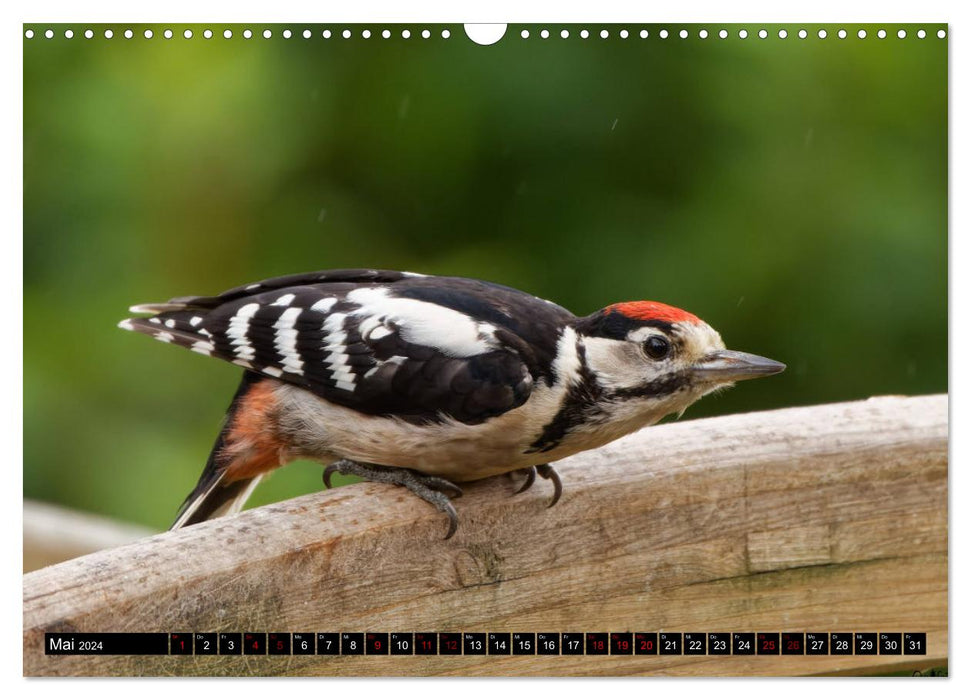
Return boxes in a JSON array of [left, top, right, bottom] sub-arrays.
[[171, 473, 264, 529], [170, 371, 265, 530]]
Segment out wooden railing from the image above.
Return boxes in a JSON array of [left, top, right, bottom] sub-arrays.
[[23, 395, 948, 676]]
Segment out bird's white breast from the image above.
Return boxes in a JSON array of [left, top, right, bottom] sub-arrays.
[[268, 324, 680, 481], [274, 379, 580, 479]]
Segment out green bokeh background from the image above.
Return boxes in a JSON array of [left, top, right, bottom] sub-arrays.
[[23, 24, 947, 530]]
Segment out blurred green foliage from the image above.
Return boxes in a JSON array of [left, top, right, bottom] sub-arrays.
[[23, 24, 947, 529]]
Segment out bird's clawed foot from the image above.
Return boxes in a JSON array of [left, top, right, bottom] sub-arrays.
[[323, 459, 463, 539], [511, 463, 562, 507]]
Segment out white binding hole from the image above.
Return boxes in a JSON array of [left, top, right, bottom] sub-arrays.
[[521, 29, 529, 39], [877, 29, 886, 39], [679, 29, 688, 39], [362, 29, 371, 39], [818, 29, 827, 39], [758, 29, 767, 39], [739, 29, 748, 39], [838, 29, 847, 39], [65, 29, 74, 39], [441, 29, 450, 39], [421, 29, 430, 39], [659, 29, 668, 39], [323, 29, 332, 39], [580, 29, 589, 39], [184, 29, 193, 39], [402, 29, 410, 39], [640, 29, 648, 39], [223, 29, 231, 39], [84, 29, 93, 39], [858, 29, 867, 39], [600, 29, 609, 39], [25, 29, 34, 39], [282, 29, 291, 39], [917, 29, 926, 39], [124, 29, 133, 39], [699, 29, 708, 39], [302, 29, 311, 39], [937, 29, 946, 39], [779, 29, 788, 39], [897, 29, 906, 39], [164, 29, 173, 39], [204, 29, 212, 39], [561, 29, 569, 39], [263, 29, 272, 39], [540, 29, 549, 39], [104, 29, 113, 39], [45, 29, 54, 39], [620, 29, 629, 39], [719, 29, 728, 39], [342, 29, 351, 39], [464, 24, 505, 45]]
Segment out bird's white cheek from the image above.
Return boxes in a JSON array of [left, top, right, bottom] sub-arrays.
[[582, 336, 659, 391]]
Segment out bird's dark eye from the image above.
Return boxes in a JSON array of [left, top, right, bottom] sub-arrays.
[[643, 336, 671, 360]]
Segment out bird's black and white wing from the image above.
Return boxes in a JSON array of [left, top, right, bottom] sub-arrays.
[[119, 269, 574, 424]]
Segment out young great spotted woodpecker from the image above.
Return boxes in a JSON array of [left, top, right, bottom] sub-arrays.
[[119, 269, 784, 538]]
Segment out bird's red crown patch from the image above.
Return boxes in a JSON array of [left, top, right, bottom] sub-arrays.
[[607, 301, 701, 325]]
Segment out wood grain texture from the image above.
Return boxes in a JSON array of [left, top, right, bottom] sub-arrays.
[[23, 395, 948, 677]]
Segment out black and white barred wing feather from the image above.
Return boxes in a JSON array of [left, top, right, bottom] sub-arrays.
[[120, 269, 535, 424]]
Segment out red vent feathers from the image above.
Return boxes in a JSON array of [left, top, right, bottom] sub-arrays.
[[607, 301, 701, 325]]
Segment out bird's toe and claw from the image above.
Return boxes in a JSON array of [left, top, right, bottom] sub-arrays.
[[324, 459, 562, 540], [513, 466, 536, 494], [323, 459, 463, 539], [511, 463, 562, 507]]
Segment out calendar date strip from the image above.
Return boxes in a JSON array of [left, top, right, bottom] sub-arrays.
[[45, 631, 927, 656]]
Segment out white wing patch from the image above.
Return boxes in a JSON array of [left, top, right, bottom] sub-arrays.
[[346, 286, 496, 357], [273, 306, 304, 375], [321, 312, 356, 391], [226, 302, 260, 362], [311, 297, 337, 313], [191, 340, 214, 356], [271, 293, 295, 306]]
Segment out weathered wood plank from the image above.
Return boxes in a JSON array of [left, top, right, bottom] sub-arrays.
[[23, 500, 155, 573], [23, 395, 947, 676]]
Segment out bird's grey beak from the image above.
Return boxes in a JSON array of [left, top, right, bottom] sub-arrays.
[[692, 350, 786, 383]]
